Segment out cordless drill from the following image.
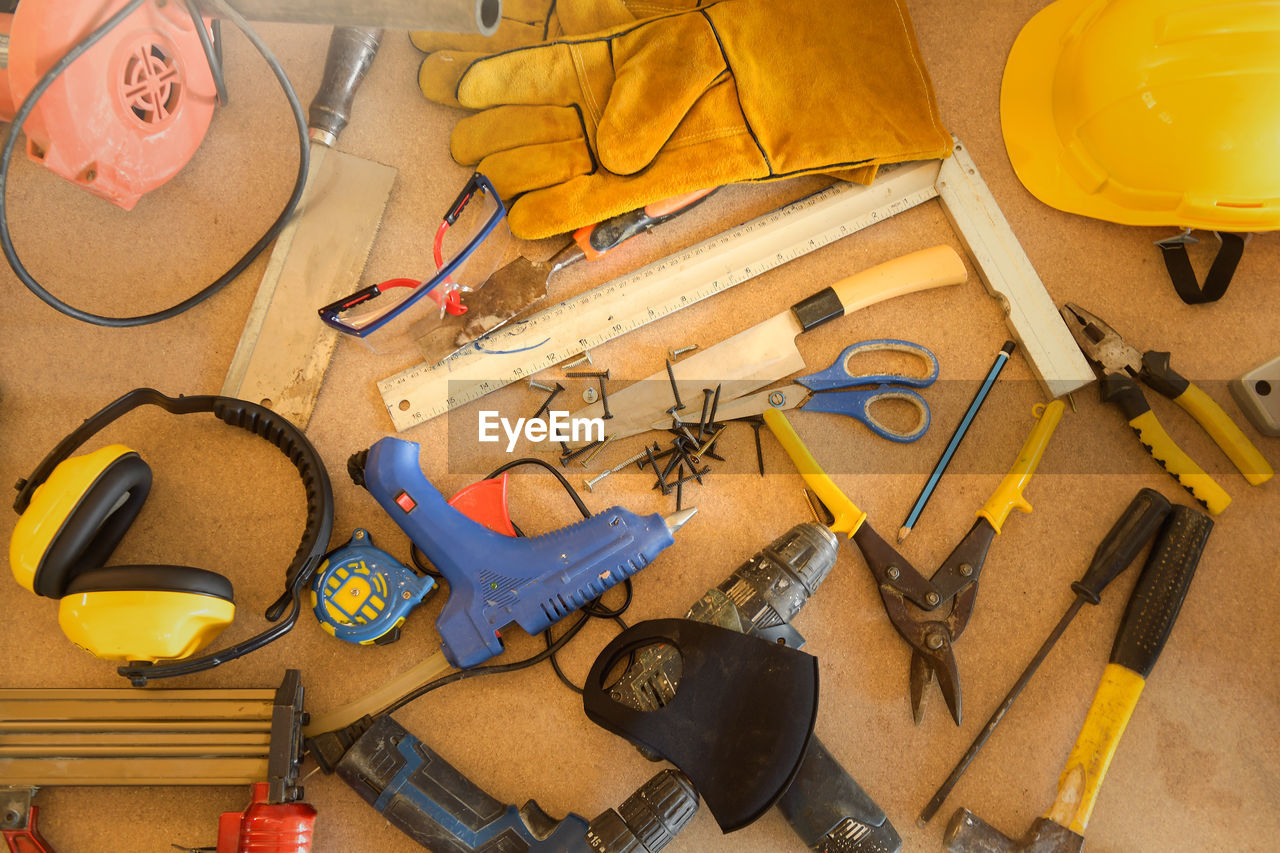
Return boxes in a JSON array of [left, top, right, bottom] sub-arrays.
[[319, 714, 699, 853], [609, 522, 903, 853]]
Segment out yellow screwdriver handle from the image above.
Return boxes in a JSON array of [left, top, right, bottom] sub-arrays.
[[763, 409, 867, 536], [977, 399, 1065, 534], [1173, 383, 1274, 486]]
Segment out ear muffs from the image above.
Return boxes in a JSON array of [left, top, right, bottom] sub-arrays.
[[58, 565, 236, 662], [11, 444, 238, 663], [10, 389, 334, 683], [10, 445, 151, 598]]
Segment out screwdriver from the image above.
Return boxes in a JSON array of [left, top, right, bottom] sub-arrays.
[[917, 487, 1173, 825]]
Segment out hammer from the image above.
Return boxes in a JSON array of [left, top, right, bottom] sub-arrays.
[[944, 504, 1213, 853]]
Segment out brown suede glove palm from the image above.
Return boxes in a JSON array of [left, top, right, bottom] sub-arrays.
[[444, 0, 952, 239]]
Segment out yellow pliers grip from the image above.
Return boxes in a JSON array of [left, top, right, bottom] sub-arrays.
[[1127, 409, 1231, 515], [977, 400, 1064, 534], [763, 408, 867, 536], [1173, 382, 1274, 486], [1102, 372, 1232, 515]]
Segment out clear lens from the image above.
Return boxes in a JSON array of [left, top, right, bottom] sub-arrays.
[[326, 177, 509, 353]]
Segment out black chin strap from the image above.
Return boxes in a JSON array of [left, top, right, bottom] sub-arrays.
[[1155, 230, 1248, 305]]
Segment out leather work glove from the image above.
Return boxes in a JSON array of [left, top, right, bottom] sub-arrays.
[[444, 0, 953, 239], [412, 0, 709, 106]]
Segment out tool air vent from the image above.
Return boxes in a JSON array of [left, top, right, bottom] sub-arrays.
[[120, 42, 181, 125]]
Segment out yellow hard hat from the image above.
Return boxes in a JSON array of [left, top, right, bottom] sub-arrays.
[[1001, 0, 1280, 233]]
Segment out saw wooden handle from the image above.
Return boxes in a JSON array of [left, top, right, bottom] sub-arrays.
[[791, 245, 968, 331]]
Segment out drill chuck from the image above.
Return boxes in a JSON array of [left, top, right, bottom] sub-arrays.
[[691, 522, 838, 636], [586, 769, 700, 852], [614, 522, 839, 712]]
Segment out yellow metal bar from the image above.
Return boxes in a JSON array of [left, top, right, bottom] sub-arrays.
[[0, 698, 274, 721], [0, 757, 270, 787], [0, 720, 271, 733], [1, 731, 271, 756]]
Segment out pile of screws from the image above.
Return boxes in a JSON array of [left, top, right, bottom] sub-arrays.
[[529, 350, 771, 508]]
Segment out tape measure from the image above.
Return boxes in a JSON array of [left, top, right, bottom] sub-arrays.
[[311, 529, 435, 646], [378, 160, 945, 430]]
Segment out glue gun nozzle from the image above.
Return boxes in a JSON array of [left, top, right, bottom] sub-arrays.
[[664, 507, 698, 536]]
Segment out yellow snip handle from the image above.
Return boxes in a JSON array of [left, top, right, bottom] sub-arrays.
[[977, 399, 1065, 534], [1173, 382, 1274, 486], [763, 409, 867, 536]]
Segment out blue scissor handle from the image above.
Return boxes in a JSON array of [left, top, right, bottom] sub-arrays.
[[800, 387, 932, 442], [796, 339, 939, 391], [795, 340, 938, 442]]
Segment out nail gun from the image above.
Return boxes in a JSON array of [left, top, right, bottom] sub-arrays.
[[0, 670, 314, 853]]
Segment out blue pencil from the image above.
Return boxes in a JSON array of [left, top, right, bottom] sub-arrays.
[[898, 341, 1016, 543]]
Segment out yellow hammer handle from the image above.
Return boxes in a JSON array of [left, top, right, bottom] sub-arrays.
[[763, 409, 867, 536], [831, 245, 968, 312], [1044, 663, 1145, 834], [1173, 383, 1274, 486], [977, 399, 1065, 534]]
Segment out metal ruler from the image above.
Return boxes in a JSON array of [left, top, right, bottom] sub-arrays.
[[378, 142, 1095, 430], [379, 160, 943, 430]]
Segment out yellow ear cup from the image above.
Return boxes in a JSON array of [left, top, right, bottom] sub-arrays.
[[56, 565, 235, 662], [58, 589, 236, 662], [10, 445, 149, 597]]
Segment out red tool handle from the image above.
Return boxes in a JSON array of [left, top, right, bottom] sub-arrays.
[[3, 806, 55, 853], [217, 783, 315, 853]]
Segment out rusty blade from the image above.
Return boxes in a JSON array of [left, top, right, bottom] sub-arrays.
[[415, 255, 551, 366], [415, 242, 587, 366]]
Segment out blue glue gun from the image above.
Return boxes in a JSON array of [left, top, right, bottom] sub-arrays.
[[356, 437, 695, 668]]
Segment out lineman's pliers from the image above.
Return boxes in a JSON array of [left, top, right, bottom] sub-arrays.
[[1062, 303, 1273, 515]]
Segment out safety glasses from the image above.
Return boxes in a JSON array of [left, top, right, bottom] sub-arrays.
[[318, 173, 508, 346]]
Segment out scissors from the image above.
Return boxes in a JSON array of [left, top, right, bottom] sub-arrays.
[[694, 339, 939, 442]]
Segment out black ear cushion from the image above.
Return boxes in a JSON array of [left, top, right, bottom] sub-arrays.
[[63, 565, 234, 602], [34, 454, 153, 598]]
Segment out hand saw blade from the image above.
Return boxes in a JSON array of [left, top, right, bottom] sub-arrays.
[[221, 144, 395, 427]]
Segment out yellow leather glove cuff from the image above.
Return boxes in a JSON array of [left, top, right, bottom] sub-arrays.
[[450, 0, 951, 239]]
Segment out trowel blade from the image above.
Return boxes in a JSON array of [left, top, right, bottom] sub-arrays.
[[416, 254, 551, 366]]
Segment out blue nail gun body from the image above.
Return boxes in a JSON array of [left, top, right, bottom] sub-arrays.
[[359, 437, 684, 668]]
